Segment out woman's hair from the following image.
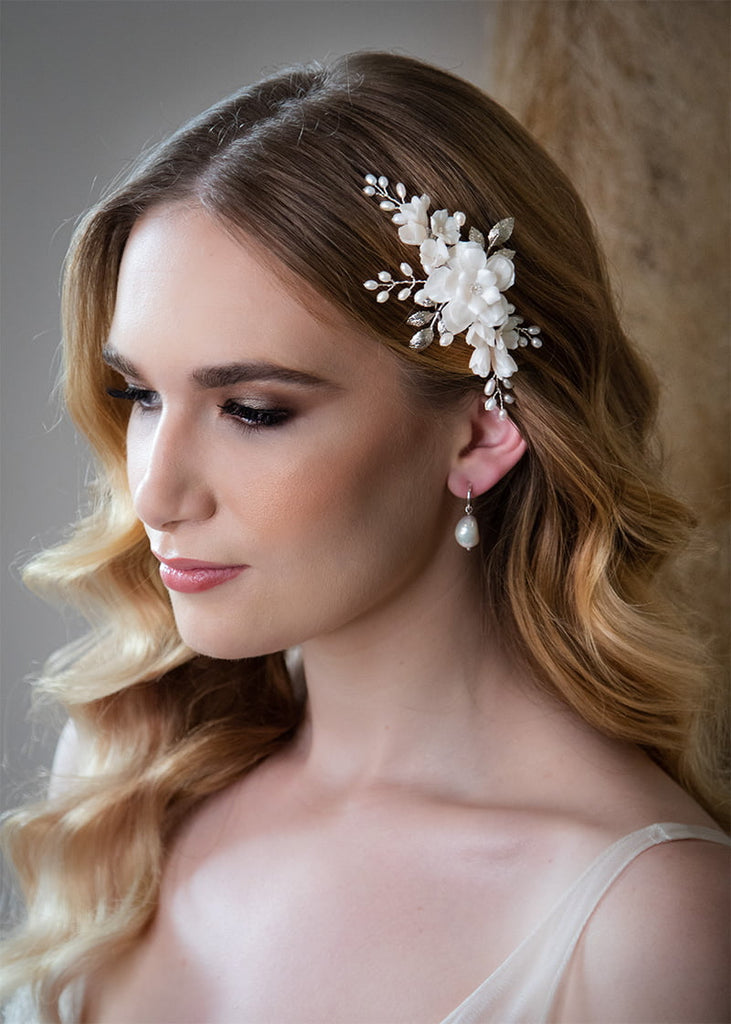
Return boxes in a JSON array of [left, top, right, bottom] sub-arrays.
[[2, 51, 727, 1020]]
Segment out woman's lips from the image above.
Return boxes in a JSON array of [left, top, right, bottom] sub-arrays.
[[154, 556, 247, 594]]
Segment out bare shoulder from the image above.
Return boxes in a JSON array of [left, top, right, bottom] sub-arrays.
[[48, 718, 88, 798], [557, 834, 730, 1023]]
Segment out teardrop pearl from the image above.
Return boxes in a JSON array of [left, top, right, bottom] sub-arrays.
[[455, 514, 480, 550]]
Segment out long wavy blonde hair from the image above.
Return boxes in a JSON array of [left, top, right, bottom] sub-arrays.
[[2, 52, 727, 1021]]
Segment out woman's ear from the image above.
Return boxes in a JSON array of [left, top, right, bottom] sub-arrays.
[[447, 396, 526, 499]]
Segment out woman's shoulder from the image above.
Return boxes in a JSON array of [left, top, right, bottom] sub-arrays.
[[554, 824, 730, 1022], [48, 718, 91, 798]]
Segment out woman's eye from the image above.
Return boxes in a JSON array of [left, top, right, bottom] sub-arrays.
[[106, 385, 159, 409], [105, 388, 288, 429], [218, 400, 289, 428]]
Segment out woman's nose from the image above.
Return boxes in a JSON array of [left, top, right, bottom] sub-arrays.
[[128, 413, 216, 531]]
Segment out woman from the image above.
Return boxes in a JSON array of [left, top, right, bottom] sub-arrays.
[[1, 52, 728, 1023]]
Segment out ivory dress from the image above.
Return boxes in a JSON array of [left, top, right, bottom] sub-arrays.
[[438, 822, 729, 1024]]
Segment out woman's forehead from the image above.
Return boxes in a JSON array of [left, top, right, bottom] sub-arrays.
[[109, 203, 399, 389]]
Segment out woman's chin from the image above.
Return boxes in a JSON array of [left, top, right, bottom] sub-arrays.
[[174, 621, 290, 662]]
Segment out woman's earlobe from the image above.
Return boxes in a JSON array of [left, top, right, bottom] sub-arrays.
[[447, 403, 526, 500]]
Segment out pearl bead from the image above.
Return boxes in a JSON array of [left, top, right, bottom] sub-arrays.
[[455, 514, 479, 550]]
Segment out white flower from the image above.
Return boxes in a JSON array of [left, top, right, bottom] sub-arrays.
[[430, 209, 462, 245], [465, 320, 498, 347], [498, 313, 523, 350], [469, 345, 492, 378], [491, 345, 519, 378], [391, 194, 430, 245], [419, 236, 450, 272], [423, 241, 514, 335], [484, 252, 515, 291], [469, 340, 518, 381]]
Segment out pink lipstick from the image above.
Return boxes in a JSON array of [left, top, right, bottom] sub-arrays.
[[154, 556, 247, 594]]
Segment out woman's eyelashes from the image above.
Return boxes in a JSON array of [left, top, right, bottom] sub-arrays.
[[106, 385, 158, 408], [106, 386, 289, 429], [217, 399, 289, 429]]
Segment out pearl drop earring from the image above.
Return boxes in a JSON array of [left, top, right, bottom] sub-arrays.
[[455, 485, 480, 550]]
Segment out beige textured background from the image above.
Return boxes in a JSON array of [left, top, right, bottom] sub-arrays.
[[490, 0, 730, 682]]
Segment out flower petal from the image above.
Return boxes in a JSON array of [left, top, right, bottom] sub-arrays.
[[466, 321, 496, 346], [420, 237, 449, 272], [430, 209, 462, 245], [485, 252, 515, 290], [492, 346, 519, 377], [469, 345, 492, 378], [441, 299, 474, 334], [398, 222, 428, 245]]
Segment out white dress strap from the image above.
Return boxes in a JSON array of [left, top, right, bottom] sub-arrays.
[[539, 823, 729, 1018], [440, 823, 730, 1024]]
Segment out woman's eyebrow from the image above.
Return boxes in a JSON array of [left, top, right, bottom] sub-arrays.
[[102, 347, 140, 378], [101, 346, 339, 390], [192, 361, 337, 390]]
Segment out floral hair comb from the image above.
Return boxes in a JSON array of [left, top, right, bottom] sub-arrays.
[[362, 174, 542, 417]]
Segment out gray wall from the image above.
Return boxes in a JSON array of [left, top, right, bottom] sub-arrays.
[[0, 2, 493, 816]]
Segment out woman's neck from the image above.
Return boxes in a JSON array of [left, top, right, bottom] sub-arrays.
[[291, 548, 550, 801]]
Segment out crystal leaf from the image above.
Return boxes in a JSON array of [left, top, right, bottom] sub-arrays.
[[469, 227, 485, 246], [488, 217, 514, 247], [407, 309, 433, 327], [409, 328, 434, 350]]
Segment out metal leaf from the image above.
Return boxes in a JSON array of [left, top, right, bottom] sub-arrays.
[[409, 328, 435, 350], [488, 217, 514, 248], [469, 227, 485, 245], [407, 310, 434, 327]]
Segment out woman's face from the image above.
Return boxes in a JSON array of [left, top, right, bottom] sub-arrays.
[[105, 204, 463, 659]]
